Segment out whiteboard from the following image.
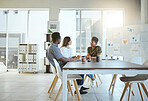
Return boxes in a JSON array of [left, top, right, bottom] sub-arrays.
[[106, 24, 148, 58]]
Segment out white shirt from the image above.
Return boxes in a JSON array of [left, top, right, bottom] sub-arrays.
[[60, 47, 73, 58]]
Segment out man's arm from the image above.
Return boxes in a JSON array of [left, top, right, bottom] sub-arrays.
[[59, 57, 76, 63]]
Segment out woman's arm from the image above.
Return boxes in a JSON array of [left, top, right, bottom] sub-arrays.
[[97, 53, 101, 56], [87, 53, 91, 59]]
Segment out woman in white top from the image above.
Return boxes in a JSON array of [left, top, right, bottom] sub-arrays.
[[60, 36, 77, 59]]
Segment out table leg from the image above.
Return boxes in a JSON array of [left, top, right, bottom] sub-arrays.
[[63, 71, 67, 101]]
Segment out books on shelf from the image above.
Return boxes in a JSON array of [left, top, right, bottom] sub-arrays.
[[19, 45, 27, 53], [19, 54, 24, 62], [34, 55, 36, 62], [29, 45, 37, 53], [28, 54, 33, 62], [28, 64, 36, 71], [19, 63, 27, 71], [27, 54, 37, 62]]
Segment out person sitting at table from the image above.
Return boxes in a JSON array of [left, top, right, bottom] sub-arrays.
[[60, 36, 89, 94], [46, 33, 88, 94], [60, 36, 76, 59], [86, 37, 102, 82]]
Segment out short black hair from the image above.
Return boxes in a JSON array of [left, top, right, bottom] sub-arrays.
[[52, 32, 61, 43], [92, 37, 99, 44]]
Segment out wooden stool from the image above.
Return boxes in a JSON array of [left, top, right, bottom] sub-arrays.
[[108, 74, 135, 95], [120, 75, 148, 101]]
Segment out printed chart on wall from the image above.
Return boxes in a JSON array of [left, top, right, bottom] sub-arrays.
[[106, 24, 148, 58]]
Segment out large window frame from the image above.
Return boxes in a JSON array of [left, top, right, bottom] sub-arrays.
[[0, 8, 49, 70], [60, 8, 125, 59]]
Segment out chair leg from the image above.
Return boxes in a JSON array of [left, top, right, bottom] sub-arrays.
[[48, 75, 58, 93], [111, 74, 117, 95], [122, 74, 135, 96], [87, 77, 90, 82], [120, 82, 130, 101], [67, 81, 70, 92], [49, 75, 58, 98], [137, 83, 144, 101], [94, 74, 98, 87], [67, 80, 73, 96], [109, 74, 117, 91], [54, 83, 63, 101], [140, 83, 148, 97], [73, 80, 81, 101], [128, 83, 132, 101], [121, 75, 134, 96], [83, 74, 87, 85], [130, 83, 135, 96], [96, 81, 98, 87], [97, 74, 102, 84]]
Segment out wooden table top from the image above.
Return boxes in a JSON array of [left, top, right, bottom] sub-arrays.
[[63, 60, 148, 70]]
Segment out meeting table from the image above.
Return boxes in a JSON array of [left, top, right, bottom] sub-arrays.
[[62, 60, 148, 101]]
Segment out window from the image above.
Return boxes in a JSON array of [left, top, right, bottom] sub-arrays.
[[60, 9, 124, 58], [0, 10, 49, 69], [60, 10, 102, 56]]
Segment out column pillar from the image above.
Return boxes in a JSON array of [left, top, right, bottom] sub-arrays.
[[141, 0, 148, 24]]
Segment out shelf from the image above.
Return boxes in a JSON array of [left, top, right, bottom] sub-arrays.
[[19, 61, 27, 63], [19, 53, 27, 54], [28, 62, 36, 63], [28, 53, 37, 54], [19, 44, 27, 45], [45, 33, 52, 35], [18, 44, 38, 73]]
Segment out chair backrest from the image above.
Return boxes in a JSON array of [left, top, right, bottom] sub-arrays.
[[143, 60, 148, 66], [53, 59, 63, 79], [50, 63, 56, 74]]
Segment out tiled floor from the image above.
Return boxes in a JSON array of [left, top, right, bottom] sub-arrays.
[[0, 72, 148, 101]]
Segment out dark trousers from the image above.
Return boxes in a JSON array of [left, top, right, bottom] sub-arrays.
[[76, 74, 84, 86]]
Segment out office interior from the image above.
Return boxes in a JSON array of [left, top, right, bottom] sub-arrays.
[[0, 0, 148, 101]]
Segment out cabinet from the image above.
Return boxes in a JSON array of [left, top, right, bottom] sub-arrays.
[[18, 44, 38, 73]]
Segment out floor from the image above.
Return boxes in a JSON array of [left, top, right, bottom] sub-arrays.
[[0, 72, 148, 101]]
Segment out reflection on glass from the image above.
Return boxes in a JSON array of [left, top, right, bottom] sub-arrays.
[[7, 34, 21, 69], [7, 48, 18, 69], [76, 11, 81, 54], [0, 10, 7, 32], [78, 11, 101, 55], [0, 33, 6, 66]]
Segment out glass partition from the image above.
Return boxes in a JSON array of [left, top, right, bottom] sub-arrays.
[[80, 10, 101, 55], [7, 33, 21, 69], [0, 10, 7, 33], [0, 33, 6, 66]]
